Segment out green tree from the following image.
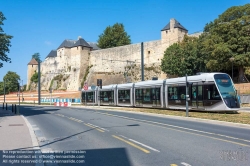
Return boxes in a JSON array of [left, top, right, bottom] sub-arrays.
[[32, 53, 41, 62], [3, 71, 20, 93], [0, 11, 12, 68], [0, 82, 4, 95], [161, 35, 203, 77], [97, 23, 131, 49], [30, 72, 38, 83], [201, 4, 250, 82]]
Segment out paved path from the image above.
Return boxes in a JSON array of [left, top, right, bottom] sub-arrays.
[[0, 107, 41, 166]]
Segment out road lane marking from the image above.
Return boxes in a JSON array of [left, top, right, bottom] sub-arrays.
[[181, 162, 192, 166], [128, 138, 160, 152], [112, 135, 150, 154], [99, 112, 250, 145], [84, 123, 104, 132], [119, 135, 160, 152], [69, 117, 83, 123], [170, 164, 178, 166], [87, 123, 109, 131]]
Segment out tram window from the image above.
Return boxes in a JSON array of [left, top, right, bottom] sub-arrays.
[[178, 86, 186, 100], [168, 86, 179, 99], [168, 87, 177, 99], [204, 84, 221, 100], [143, 88, 151, 102], [118, 89, 130, 103]]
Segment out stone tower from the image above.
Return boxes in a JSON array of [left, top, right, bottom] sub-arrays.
[[68, 36, 92, 90], [161, 18, 188, 50], [26, 58, 38, 90]]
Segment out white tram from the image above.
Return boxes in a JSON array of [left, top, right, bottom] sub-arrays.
[[81, 73, 240, 112]]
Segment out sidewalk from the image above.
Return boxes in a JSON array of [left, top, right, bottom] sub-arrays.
[[0, 108, 43, 165], [0, 109, 36, 150]]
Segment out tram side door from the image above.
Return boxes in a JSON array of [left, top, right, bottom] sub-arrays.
[[191, 84, 204, 110]]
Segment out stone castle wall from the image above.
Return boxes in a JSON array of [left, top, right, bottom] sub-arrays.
[[87, 40, 165, 86], [27, 19, 202, 91]]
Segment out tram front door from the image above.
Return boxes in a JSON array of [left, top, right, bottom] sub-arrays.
[[191, 83, 204, 110]]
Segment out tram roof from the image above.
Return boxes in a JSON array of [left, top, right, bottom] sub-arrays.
[[165, 72, 225, 84], [100, 84, 117, 90]]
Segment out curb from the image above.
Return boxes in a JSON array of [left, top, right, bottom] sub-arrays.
[[21, 115, 44, 166]]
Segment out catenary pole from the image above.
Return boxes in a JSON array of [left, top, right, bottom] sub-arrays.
[[141, 42, 144, 81], [186, 74, 189, 117], [38, 60, 41, 105]]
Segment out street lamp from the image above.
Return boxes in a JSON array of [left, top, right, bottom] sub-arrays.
[[21, 80, 24, 102], [3, 78, 9, 103], [229, 57, 235, 81]]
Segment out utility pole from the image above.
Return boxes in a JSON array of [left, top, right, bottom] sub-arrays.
[[22, 80, 23, 102], [141, 42, 144, 81], [186, 74, 189, 117], [3, 79, 5, 103], [18, 81, 20, 115], [38, 60, 41, 105]]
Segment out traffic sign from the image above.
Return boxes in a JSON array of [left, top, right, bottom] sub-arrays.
[[91, 85, 96, 90], [84, 86, 88, 90], [83, 82, 88, 90]]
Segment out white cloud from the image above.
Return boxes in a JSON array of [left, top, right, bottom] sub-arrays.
[[44, 41, 52, 46]]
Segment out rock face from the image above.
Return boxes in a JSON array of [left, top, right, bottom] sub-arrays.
[[27, 19, 201, 91]]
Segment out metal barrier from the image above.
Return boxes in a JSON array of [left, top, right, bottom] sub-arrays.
[[240, 95, 250, 104]]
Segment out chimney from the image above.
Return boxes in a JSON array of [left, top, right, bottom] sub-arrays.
[[170, 18, 176, 30], [78, 36, 82, 40]]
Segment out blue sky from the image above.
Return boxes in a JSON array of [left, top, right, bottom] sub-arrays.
[[0, 0, 248, 85]]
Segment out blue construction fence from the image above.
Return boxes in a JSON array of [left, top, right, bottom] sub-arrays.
[[41, 98, 81, 103]]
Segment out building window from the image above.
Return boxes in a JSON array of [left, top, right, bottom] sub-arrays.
[[82, 46, 84, 50], [148, 51, 150, 54]]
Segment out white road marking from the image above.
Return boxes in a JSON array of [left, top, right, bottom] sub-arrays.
[[87, 123, 109, 131], [119, 135, 160, 152], [181, 162, 192, 166], [128, 139, 160, 152], [33, 127, 40, 131]]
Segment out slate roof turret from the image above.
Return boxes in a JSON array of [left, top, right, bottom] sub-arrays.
[[27, 58, 38, 65], [73, 37, 91, 48], [57, 39, 76, 49], [46, 50, 57, 58], [161, 19, 187, 31], [87, 42, 100, 50]]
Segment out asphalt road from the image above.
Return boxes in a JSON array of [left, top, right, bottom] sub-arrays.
[[19, 106, 250, 166]]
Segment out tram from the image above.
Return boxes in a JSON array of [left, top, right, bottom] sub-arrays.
[[81, 73, 240, 112]]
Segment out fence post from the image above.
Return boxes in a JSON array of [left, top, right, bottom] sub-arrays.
[[15, 104, 16, 114], [6, 103, 7, 110], [2, 103, 4, 109], [12, 104, 13, 113]]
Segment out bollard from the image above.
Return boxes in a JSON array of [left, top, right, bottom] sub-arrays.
[[15, 104, 17, 114], [2, 103, 4, 109], [6, 103, 7, 110], [12, 104, 13, 113]]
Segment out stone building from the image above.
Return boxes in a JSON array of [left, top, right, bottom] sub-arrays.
[[27, 18, 200, 91], [27, 58, 38, 90]]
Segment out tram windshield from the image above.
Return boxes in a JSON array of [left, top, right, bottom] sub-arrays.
[[214, 74, 236, 99]]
